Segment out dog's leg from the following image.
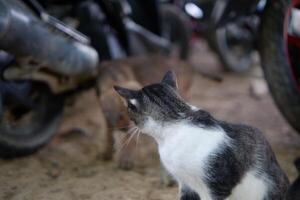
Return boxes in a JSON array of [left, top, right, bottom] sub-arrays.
[[102, 121, 115, 161]]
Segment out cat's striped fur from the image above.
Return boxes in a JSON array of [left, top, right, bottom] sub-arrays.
[[114, 71, 290, 200]]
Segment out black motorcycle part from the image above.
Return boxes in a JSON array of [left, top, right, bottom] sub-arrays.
[[206, 17, 258, 72], [259, 0, 300, 133], [160, 4, 190, 60], [128, 0, 162, 36], [76, 1, 125, 60], [0, 0, 98, 76], [96, 0, 130, 54], [183, 0, 260, 28], [0, 80, 63, 158]]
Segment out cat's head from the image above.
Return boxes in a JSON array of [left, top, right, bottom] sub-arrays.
[[114, 71, 190, 133]]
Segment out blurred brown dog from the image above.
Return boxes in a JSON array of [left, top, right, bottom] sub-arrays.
[[98, 56, 193, 170]]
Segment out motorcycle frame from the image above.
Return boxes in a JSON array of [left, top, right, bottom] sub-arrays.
[[182, 0, 261, 29], [45, 0, 170, 59], [0, 0, 173, 102]]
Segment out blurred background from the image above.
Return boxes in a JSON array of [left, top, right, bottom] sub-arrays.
[[0, 0, 300, 199]]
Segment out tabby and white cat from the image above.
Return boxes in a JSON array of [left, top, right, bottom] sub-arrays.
[[114, 71, 289, 200]]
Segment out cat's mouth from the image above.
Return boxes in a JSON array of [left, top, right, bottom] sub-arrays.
[[130, 119, 143, 130], [127, 114, 146, 129], [128, 122, 141, 133]]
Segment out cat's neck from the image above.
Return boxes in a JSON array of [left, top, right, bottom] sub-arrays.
[[140, 117, 168, 143], [140, 108, 218, 144], [140, 116, 195, 145]]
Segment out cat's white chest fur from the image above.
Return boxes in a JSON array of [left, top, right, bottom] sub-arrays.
[[141, 117, 269, 200], [159, 125, 225, 200], [142, 118, 228, 200]]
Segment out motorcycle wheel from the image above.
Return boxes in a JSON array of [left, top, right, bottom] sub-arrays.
[[259, 0, 300, 133], [0, 80, 63, 158], [160, 4, 190, 60], [207, 18, 257, 72]]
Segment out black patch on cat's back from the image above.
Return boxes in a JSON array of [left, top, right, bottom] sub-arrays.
[[204, 145, 244, 199], [190, 110, 217, 127], [218, 122, 256, 167]]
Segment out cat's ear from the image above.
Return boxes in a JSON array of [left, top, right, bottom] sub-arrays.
[[114, 85, 137, 99], [161, 70, 178, 89]]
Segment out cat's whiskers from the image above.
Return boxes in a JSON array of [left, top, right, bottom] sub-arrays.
[[123, 129, 138, 148], [120, 127, 138, 150], [135, 128, 141, 155], [126, 126, 137, 134]]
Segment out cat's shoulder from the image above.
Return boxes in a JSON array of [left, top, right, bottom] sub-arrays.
[[189, 110, 264, 141], [218, 121, 258, 132], [189, 110, 217, 127], [217, 120, 264, 140], [189, 110, 257, 132]]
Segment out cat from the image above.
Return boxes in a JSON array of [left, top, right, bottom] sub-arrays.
[[98, 56, 193, 170], [114, 70, 290, 200]]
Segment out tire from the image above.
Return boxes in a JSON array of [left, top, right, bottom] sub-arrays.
[[160, 4, 190, 60], [0, 81, 63, 158], [206, 18, 258, 72], [259, 0, 300, 133]]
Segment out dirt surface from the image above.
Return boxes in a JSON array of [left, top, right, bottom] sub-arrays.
[[1, 41, 300, 200]]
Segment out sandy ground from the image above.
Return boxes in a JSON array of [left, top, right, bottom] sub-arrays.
[[1, 41, 300, 200]]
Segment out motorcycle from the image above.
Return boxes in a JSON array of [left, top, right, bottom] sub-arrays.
[[177, 0, 300, 134], [176, 0, 263, 72], [0, 0, 190, 158], [259, 0, 300, 133]]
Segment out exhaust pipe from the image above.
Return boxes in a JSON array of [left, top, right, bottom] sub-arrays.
[[0, 0, 99, 76]]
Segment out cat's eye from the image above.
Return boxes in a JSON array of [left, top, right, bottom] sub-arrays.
[[128, 102, 137, 111], [127, 98, 139, 112]]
